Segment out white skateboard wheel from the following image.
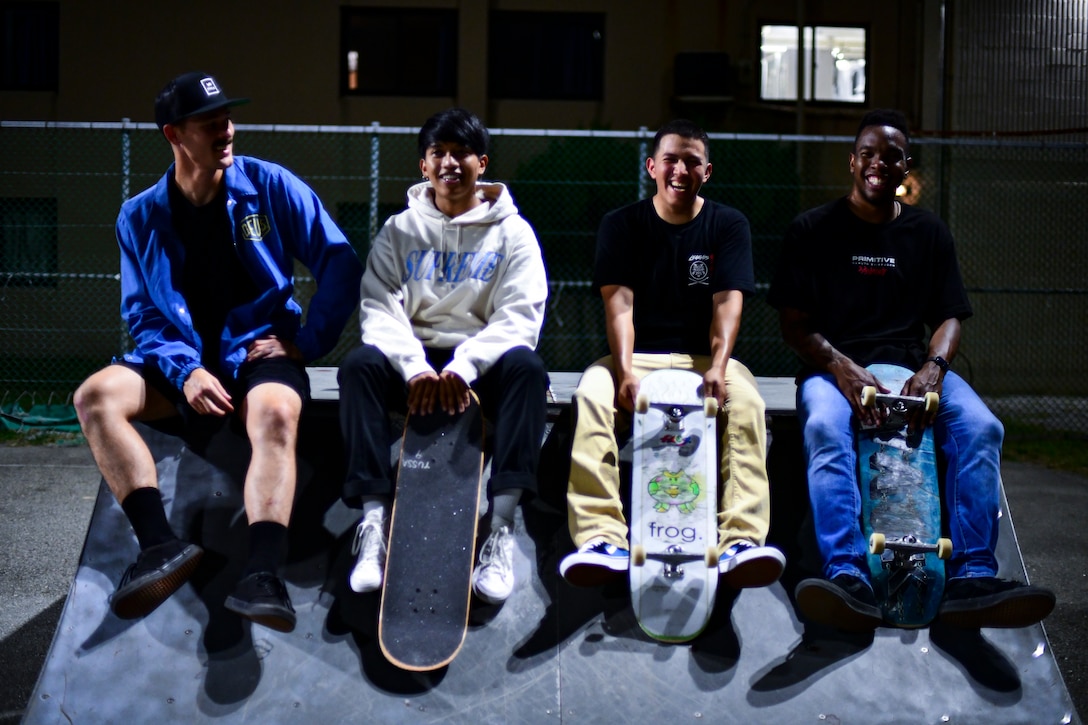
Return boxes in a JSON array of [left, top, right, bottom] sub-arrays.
[[705, 547, 719, 568], [631, 544, 646, 566], [861, 386, 877, 407], [869, 532, 886, 555], [704, 397, 718, 417], [635, 393, 649, 414], [924, 392, 939, 415], [937, 537, 953, 560]]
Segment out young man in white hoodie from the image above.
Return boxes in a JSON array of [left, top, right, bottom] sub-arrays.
[[338, 108, 549, 604]]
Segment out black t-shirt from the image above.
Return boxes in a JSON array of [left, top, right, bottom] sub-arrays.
[[593, 197, 755, 355], [170, 180, 260, 370], [767, 197, 972, 372]]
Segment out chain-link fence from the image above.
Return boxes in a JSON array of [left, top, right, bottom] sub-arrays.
[[1, 122, 1085, 432]]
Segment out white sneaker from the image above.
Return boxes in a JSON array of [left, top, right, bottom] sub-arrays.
[[471, 526, 515, 604], [349, 514, 387, 593]]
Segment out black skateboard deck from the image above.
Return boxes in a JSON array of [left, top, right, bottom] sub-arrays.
[[378, 394, 485, 671]]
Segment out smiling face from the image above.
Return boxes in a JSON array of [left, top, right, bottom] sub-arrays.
[[647, 134, 712, 222], [419, 141, 488, 218], [849, 125, 911, 212], [168, 107, 236, 174]]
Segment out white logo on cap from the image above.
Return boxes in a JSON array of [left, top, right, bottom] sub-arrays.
[[200, 77, 221, 98]]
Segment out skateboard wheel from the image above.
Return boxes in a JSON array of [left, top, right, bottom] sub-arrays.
[[937, 537, 953, 560], [631, 544, 646, 566], [705, 547, 719, 568], [869, 532, 886, 555], [635, 393, 650, 414], [704, 397, 718, 417], [861, 386, 877, 407], [924, 392, 939, 415]]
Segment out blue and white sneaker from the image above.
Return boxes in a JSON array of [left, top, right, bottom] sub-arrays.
[[559, 538, 629, 587], [719, 541, 785, 589]]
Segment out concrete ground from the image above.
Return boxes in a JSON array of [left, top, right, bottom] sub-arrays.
[[0, 444, 1084, 723]]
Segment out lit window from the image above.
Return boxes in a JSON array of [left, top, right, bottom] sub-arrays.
[[760, 25, 867, 104]]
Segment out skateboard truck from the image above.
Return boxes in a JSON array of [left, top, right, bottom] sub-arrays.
[[634, 545, 710, 580], [870, 532, 953, 563]]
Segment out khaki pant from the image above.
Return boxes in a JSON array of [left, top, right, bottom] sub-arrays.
[[566, 353, 771, 554]]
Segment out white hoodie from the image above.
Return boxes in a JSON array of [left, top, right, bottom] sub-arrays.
[[359, 181, 548, 385]]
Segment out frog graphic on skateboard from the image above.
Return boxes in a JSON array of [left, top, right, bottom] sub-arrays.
[[629, 369, 719, 643]]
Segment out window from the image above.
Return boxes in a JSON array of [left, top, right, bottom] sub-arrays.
[[0, 198, 58, 287], [1, 1, 59, 91], [489, 11, 605, 101], [760, 25, 866, 104], [340, 7, 457, 96]]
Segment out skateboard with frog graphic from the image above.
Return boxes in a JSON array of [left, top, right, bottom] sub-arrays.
[[629, 369, 719, 642]]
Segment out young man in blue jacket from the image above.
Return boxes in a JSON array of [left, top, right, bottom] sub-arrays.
[[74, 72, 363, 632]]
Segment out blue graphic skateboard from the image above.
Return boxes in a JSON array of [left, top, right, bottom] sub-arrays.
[[858, 363, 951, 628], [630, 369, 719, 642]]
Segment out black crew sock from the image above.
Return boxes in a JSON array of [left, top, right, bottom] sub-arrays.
[[120, 487, 177, 550], [243, 521, 289, 577], [489, 489, 522, 531]]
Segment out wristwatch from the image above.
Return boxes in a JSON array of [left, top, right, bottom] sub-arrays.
[[926, 356, 950, 372]]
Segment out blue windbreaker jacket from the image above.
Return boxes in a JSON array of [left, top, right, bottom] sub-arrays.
[[115, 156, 363, 391]]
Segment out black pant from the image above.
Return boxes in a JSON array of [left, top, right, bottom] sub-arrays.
[[338, 344, 548, 508]]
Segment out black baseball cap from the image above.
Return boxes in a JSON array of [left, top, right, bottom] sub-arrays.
[[154, 72, 249, 130]]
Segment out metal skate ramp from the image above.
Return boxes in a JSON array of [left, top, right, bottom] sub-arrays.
[[25, 395, 1079, 724]]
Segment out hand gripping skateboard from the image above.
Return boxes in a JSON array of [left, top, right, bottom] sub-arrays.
[[629, 369, 719, 642], [858, 363, 952, 628], [378, 394, 485, 671]]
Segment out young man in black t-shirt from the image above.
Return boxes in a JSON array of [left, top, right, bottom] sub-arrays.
[[768, 108, 1054, 632], [559, 120, 785, 589]]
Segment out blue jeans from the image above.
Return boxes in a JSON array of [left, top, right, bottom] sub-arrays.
[[797, 370, 1003, 582]]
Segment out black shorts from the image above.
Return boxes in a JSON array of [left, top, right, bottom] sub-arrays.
[[116, 357, 311, 415]]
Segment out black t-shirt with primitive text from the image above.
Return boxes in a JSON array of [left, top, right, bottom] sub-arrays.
[[767, 196, 972, 373], [593, 197, 755, 356]]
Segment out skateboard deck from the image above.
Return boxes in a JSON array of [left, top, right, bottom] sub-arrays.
[[629, 369, 719, 643], [858, 363, 951, 628], [378, 394, 485, 671]]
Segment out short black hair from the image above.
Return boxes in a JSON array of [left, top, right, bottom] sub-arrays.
[[652, 119, 711, 162], [855, 109, 911, 148], [418, 107, 490, 159]]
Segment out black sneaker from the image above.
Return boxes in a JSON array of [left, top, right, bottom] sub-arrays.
[[795, 574, 883, 632], [224, 572, 297, 633], [938, 577, 1055, 629], [109, 540, 203, 620]]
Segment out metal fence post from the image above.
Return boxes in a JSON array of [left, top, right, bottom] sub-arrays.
[[637, 125, 649, 200], [369, 122, 381, 242], [119, 119, 131, 355]]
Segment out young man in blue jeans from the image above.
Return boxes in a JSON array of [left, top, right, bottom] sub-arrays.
[[768, 108, 1055, 632]]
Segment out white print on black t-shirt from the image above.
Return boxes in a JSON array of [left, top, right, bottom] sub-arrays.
[[688, 254, 711, 286], [852, 254, 895, 277]]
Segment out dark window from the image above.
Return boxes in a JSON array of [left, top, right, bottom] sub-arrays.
[[489, 11, 605, 101], [340, 7, 457, 97], [0, 1, 59, 91], [0, 198, 58, 287]]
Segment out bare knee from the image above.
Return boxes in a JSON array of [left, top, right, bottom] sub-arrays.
[[246, 390, 301, 447], [74, 374, 115, 427]]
